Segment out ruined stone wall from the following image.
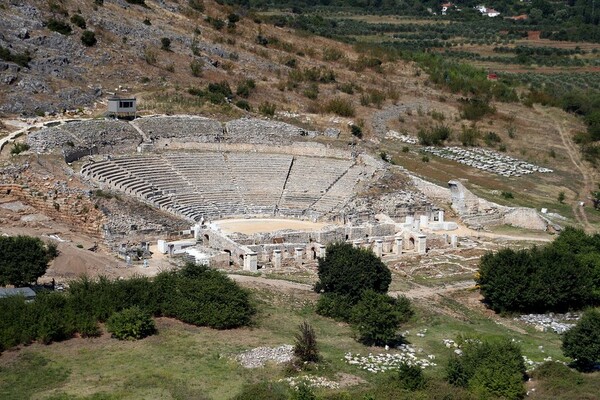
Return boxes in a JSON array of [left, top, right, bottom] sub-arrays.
[[503, 208, 548, 231], [151, 141, 352, 159], [0, 184, 105, 237]]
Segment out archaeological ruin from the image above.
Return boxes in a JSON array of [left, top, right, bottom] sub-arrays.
[[5, 115, 558, 272]]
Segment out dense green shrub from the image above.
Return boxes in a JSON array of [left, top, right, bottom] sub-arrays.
[[446, 338, 526, 399], [315, 292, 354, 321], [156, 264, 255, 329], [314, 242, 391, 302], [0, 263, 254, 352], [396, 363, 427, 391], [477, 227, 600, 313], [81, 31, 97, 47], [106, 306, 156, 340], [0, 235, 57, 286], [562, 309, 600, 371], [351, 290, 413, 346], [46, 19, 72, 35]]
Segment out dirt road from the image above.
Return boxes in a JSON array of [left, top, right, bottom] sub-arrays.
[[538, 106, 596, 232]]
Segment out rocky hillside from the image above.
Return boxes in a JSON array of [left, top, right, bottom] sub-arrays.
[[0, 0, 424, 128]]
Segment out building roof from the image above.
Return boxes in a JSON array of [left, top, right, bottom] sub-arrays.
[[0, 287, 36, 298], [108, 97, 137, 101]]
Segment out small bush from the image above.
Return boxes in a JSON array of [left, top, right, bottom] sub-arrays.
[[47, 19, 72, 35], [188, 0, 204, 12], [259, 102, 276, 117], [501, 191, 514, 199], [144, 48, 157, 65], [459, 125, 480, 146], [325, 98, 355, 117], [81, 31, 97, 47], [460, 97, 496, 120], [106, 306, 156, 340], [235, 100, 251, 111], [11, 143, 30, 155], [190, 59, 203, 77], [70, 14, 86, 29], [293, 321, 320, 364], [143, 18, 151, 26], [350, 124, 362, 138], [125, 0, 147, 5], [483, 131, 502, 147], [160, 37, 171, 51], [418, 125, 451, 146]]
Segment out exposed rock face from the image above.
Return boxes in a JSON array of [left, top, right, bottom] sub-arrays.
[[447, 179, 551, 231]]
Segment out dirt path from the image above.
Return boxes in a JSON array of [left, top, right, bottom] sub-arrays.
[[229, 273, 475, 300], [538, 106, 595, 232]]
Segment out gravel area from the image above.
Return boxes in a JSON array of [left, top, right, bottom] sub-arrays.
[[235, 344, 294, 368]]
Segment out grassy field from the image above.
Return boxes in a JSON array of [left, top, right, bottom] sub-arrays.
[[1, 277, 594, 400]]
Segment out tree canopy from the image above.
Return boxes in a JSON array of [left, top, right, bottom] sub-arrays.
[[562, 309, 600, 371], [314, 242, 391, 301], [477, 227, 600, 313], [0, 236, 57, 287]]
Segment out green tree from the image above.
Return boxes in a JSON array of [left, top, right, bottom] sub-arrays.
[[293, 321, 320, 364], [351, 290, 413, 346], [314, 242, 391, 302], [562, 309, 600, 371], [0, 236, 56, 286], [446, 338, 526, 399]]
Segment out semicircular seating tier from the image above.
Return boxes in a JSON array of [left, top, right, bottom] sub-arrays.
[[81, 152, 371, 222]]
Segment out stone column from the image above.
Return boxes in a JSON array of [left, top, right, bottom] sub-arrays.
[[244, 252, 258, 272], [438, 210, 445, 223], [318, 245, 326, 259], [295, 247, 304, 265], [272, 249, 282, 268], [395, 237, 403, 255], [405, 215, 414, 225], [374, 239, 383, 258], [417, 234, 427, 254], [419, 215, 429, 229], [450, 235, 458, 248], [414, 220, 420, 231]]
